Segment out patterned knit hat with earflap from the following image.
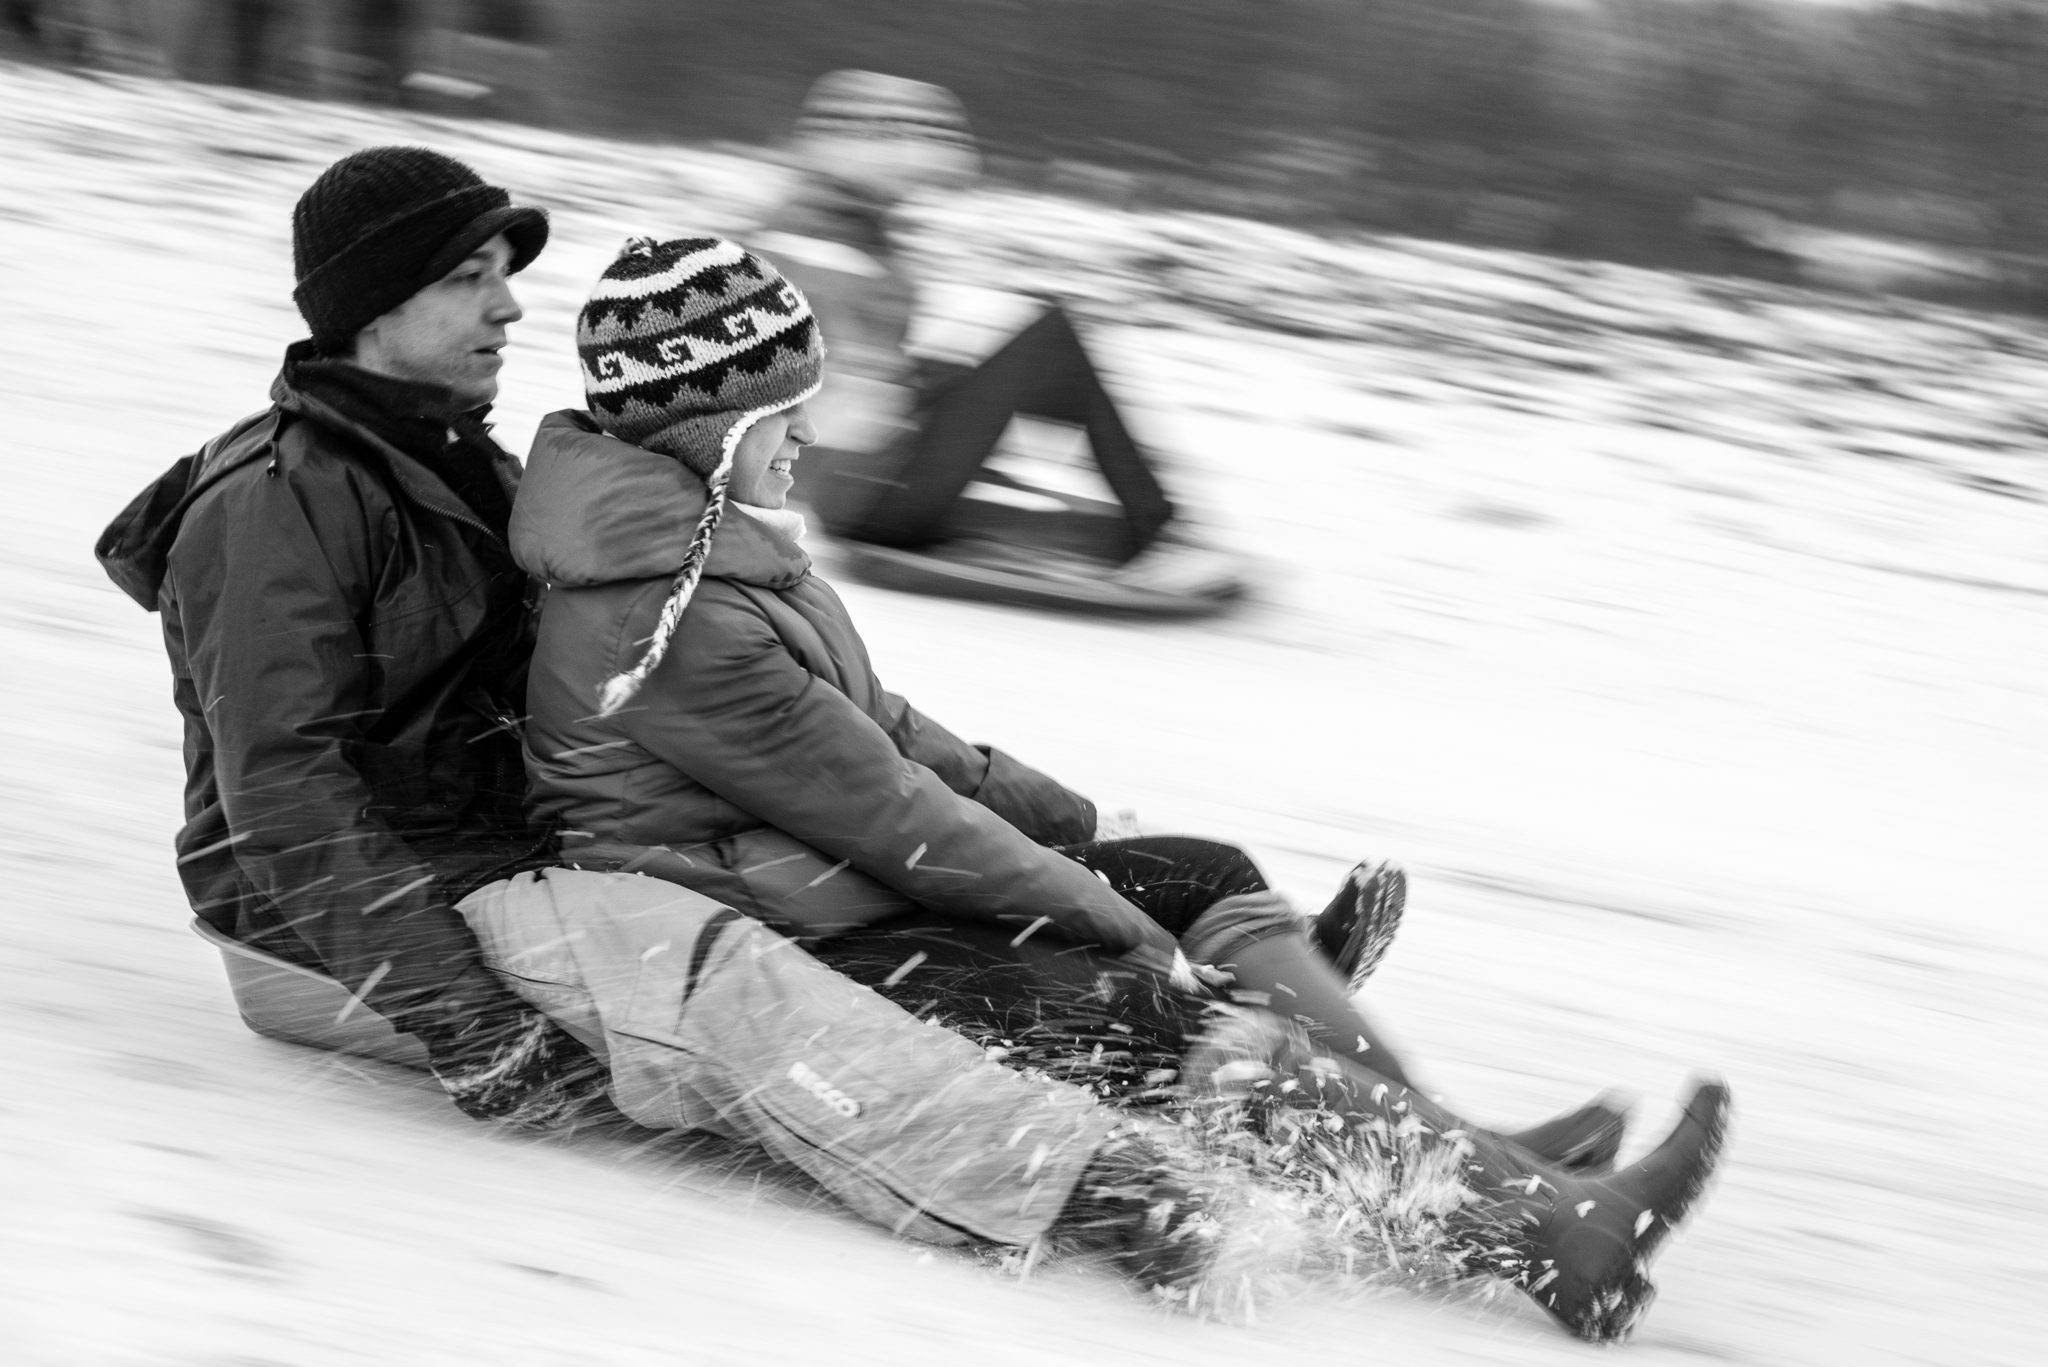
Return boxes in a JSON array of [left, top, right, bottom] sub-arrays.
[[577, 235, 824, 715]]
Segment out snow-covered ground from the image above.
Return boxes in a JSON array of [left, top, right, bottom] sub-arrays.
[[3, 63, 2043, 1366]]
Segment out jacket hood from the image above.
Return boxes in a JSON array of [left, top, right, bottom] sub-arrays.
[[96, 408, 282, 609], [512, 409, 811, 590], [97, 351, 513, 611]]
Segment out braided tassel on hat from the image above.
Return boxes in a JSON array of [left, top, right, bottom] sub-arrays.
[[576, 234, 824, 715], [592, 446, 733, 717], [593, 382, 818, 717]]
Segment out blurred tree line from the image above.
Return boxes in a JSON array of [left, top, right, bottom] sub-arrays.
[[17, 0, 2048, 274], [539, 0, 2048, 269]]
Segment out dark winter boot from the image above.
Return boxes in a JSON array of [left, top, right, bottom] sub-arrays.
[[1503, 1094, 1631, 1173], [1051, 1126, 1219, 1296], [1276, 1063, 1730, 1343], [1312, 858, 1406, 991]]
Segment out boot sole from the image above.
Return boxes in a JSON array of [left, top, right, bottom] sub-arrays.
[[1335, 860, 1406, 991]]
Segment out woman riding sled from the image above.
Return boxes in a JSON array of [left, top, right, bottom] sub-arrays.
[[511, 235, 1730, 1341]]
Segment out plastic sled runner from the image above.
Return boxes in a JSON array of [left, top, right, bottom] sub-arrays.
[[191, 917, 428, 1070], [833, 498, 1251, 619]]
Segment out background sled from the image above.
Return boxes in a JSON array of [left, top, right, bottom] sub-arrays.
[[191, 918, 429, 1070], [836, 536, 1245, 617], [828, 413, 1253, 618]]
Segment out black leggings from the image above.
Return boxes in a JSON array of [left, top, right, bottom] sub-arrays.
[[807, 837, 1264, 1100], [1060, 836, 1267, 934], [802, 307, 1176, 561]]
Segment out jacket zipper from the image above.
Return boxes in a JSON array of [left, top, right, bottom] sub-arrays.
[[389, 467, 502, 545], [288, 393, 507, 546]]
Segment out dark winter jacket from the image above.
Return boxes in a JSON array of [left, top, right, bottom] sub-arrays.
[[513, 410, 1174, 955], [96, 346, 550, 1034]]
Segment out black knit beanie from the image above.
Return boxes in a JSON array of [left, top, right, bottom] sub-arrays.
[[292, 146, 549, 354]]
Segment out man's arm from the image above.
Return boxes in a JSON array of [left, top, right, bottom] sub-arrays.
[[170, 459, 523, 1035], [616, 588, 1171, 955]]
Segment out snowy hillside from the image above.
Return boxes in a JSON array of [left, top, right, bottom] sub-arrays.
[[1, 64, 2041, 1366]]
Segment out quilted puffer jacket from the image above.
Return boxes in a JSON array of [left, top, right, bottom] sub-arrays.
[[513, 409, 1172, 955]]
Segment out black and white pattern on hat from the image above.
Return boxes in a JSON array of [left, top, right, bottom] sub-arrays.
[[576, 235, 824, 718], [577, 236, 822, 459]]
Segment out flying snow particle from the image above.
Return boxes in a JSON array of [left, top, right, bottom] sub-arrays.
[[882, 951, 929, 986]]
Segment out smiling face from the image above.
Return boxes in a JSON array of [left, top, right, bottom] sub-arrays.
[[726, 402, 817, 509], [351, 233, 522, 409]]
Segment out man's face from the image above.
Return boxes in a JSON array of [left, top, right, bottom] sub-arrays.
[[352, 234, 522, 409]]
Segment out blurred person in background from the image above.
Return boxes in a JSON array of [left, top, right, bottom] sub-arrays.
[[518, 234, 1730, 1342], [96, 147, 1223, 1294], [756, 69, 1246, 610]]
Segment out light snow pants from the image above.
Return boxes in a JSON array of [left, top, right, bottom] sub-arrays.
[[457, 867, 1112, 1247]]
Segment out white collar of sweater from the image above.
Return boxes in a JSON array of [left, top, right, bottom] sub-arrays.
[[730, 500, 808, 543]]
